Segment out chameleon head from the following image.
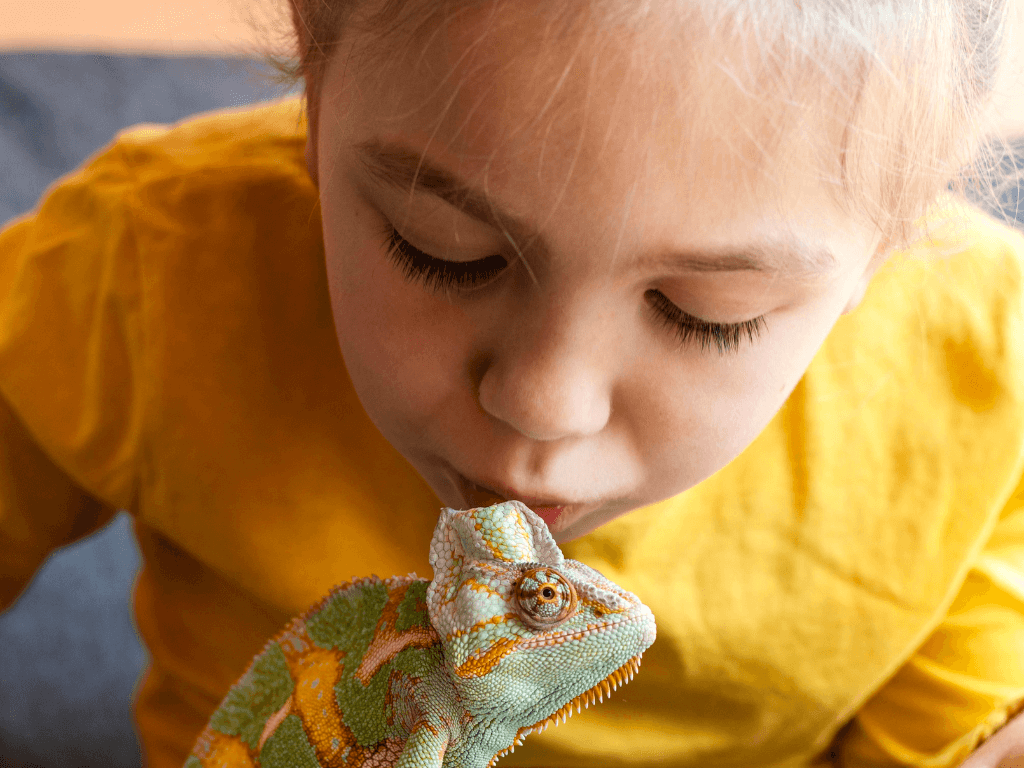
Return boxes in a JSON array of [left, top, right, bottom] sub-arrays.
[[427, 501, 656, 752]]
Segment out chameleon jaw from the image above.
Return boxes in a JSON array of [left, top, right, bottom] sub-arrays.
[[484, 653, 645, 768]]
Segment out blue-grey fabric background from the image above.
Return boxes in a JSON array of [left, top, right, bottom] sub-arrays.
[[0, 50, 1021, 768], [0, 51, 301, 768]]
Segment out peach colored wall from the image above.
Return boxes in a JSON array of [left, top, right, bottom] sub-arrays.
[[0, 0, 289, 57], [0, 0, 1022, 136]]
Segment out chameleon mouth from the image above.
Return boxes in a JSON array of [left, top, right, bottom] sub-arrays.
[[486, 653, 644, 767]]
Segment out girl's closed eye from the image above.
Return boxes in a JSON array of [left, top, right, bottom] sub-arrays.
[[645, 289, 768, 355], [382, 225, 508, 293], [383, 223, 767, 356]]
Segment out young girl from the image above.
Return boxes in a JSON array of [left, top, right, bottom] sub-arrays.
[[2, 0, 1023, 766]]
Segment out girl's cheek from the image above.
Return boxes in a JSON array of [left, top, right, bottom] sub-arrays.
[[326, 238, 475, 422]]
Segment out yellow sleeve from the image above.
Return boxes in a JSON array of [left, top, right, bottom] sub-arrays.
[[0, 392, 120, 609], [0, 135, 145, 610], [837, 473, 1024, 768]]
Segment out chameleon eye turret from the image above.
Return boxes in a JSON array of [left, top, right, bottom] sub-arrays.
[[186, 500, 656, 768], [512, 566, 578, 630]]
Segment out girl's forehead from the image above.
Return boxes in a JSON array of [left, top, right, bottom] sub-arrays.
[[336, 0, 860, 256]]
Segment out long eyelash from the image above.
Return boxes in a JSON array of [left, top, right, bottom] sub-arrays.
[[646, 290, 766, 354], [383, 227, 507, 293]]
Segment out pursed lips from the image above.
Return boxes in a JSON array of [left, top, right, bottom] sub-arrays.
[[444, 467, 598, 531]]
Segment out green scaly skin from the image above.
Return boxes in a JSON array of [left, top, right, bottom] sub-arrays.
[[185, 500, 657, 768]]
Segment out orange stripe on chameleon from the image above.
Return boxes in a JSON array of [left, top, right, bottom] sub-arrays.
[[274, 620, 364, 768], [453, 636, 520, 678], [579, 598, 628, 615], [191, 725, 257, 768], [463, 578, 507, 600], [292, 646, 353, 762]]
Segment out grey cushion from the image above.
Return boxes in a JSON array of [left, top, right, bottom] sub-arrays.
[[986, 144, 1024, 228]]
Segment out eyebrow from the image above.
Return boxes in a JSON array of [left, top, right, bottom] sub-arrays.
[[357, 139, 515, 233], [356, 139, 841, 278]]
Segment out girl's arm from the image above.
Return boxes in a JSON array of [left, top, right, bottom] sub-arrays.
[[0, 391, 120, 611]]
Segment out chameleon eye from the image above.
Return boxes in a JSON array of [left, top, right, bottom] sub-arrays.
[[513, 567, 578, 630]]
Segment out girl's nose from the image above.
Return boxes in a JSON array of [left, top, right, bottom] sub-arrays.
[[476, 319, 613, 442]]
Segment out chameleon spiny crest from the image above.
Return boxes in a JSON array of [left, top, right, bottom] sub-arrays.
[[185, 500, 657, 768]]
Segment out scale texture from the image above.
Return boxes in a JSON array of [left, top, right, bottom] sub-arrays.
[[184, 501, 656, 768]]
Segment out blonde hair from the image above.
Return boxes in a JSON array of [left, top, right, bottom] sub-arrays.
[[239, 0, 1018, 251]]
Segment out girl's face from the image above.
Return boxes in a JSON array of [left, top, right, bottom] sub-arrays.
[[310, 3, 886, 542]]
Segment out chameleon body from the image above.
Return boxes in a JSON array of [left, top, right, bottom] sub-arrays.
[[185, 500, 657, 768]]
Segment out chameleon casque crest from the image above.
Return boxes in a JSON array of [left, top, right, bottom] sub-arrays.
[[185, 500, 657, 768]]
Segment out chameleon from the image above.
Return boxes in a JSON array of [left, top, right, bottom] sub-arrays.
[[184, 500, 657, 768]]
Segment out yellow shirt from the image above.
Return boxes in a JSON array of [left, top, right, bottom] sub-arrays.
[[1, 95, 1023, 768]]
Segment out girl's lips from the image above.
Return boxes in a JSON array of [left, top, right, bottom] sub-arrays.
[[529, 506, 566, 528], [444, 467, 590, 533]]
